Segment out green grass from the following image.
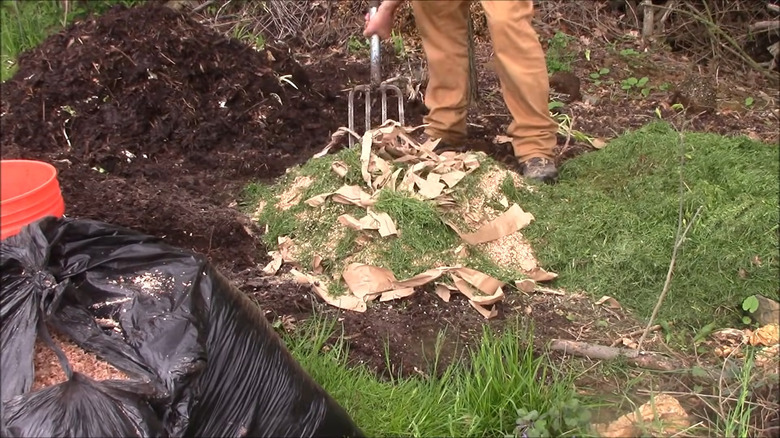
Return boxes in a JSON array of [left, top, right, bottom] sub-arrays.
[[503, 121, 779, 331], [373, 190, 459, 278], [1, 0, 141, 82], [282, 315, 592, 437]]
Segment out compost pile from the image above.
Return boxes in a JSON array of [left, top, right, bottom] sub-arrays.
[[0, 3, 345, 272]]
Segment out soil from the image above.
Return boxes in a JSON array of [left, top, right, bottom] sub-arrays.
[[1, 2, 776, 393]]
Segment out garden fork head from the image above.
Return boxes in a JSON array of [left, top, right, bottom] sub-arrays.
[[347, 0, 405, 147]]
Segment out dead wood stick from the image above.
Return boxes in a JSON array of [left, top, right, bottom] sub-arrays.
[[550, 339, 684, 371], [750, 20, 780, 32], [769, 3, 780, 13], [637, 205, 702, 350], [610, 324, 663, 347], [535, 286, 565, 296]]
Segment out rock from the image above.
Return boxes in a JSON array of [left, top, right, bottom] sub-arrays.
[[549, 71, 582, 102], [752, 295, 780, 327], [669, 73, 717, 114]]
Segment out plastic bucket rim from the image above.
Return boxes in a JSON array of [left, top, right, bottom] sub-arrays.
[[0, 159, 59, 206]]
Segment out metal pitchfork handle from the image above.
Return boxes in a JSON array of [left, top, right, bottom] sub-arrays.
[[347, 0, 405, 147]]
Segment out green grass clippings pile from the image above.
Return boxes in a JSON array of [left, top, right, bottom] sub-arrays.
[[243, 123, 554, 317]]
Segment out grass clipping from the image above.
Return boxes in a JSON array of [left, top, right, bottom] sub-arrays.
[[260, 121, 557, 318]]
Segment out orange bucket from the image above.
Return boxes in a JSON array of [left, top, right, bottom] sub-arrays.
[[1, 160, 65, 240]]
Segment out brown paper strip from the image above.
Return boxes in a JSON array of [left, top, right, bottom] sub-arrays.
[[291, 269, 367, 312], [379, 287, 416, 302], [341, 263, 397, 299], [451, 204, 534, 245], [434, 283, 454, 302]]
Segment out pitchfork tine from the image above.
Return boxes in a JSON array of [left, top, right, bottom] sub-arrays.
[[380, 84, 405, 126]]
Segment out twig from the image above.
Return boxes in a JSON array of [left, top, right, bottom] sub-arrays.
[[638, 206, 702, 350], [611, 324, 663, 347], [637, 111, 703, 350], [191, 0, 214, 14], [535, 286, 565, 296], [750, 20, 780, 32], [550, 339, 683, 371]]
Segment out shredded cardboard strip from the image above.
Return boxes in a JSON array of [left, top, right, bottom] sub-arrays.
[[338, 263, 506, 318], [267, 121, 559, 318]]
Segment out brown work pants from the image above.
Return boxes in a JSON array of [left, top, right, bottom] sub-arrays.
[[411, 0, 557, 161]]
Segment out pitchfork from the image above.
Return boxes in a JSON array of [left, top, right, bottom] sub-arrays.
[[347, 0, 405, 147]]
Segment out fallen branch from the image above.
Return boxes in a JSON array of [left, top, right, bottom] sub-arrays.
[[750, 20, 780, 32], [550, 339, 684, 371]]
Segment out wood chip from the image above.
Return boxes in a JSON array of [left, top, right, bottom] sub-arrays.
[[32, 329, 127, 391]]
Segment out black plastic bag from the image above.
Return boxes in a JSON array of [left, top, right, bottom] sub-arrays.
[[1, 217, 363, 437]]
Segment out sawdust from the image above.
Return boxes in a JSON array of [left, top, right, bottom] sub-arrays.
[[33, 330, 128, 391], [460, 167, 523, 226], [276, 175, 314, 211], [478, 231, 539, 272]]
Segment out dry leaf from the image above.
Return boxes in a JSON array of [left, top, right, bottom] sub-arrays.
[[313, 127, 356, 158], [750, 323, 779, 347], [620, 338, 639, 349], [493, 134, 513, 144], [595, 394, 690, 438], [755, 344, 779, 368], [596, 295, 622, 310], [590, 137, 608, 149], [388, 168, 403, 191]]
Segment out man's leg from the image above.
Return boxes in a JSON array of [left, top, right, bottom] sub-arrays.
[[411, 0, 471, 144], [480, 0, 559, 182]]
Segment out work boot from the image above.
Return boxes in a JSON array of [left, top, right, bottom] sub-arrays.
[[520, 157, 558, 184]]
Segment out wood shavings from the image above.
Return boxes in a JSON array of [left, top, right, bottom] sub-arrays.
[[33, 329, 128, 391]]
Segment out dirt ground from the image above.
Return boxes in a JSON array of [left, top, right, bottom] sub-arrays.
[[1, 2, 776, 390]]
